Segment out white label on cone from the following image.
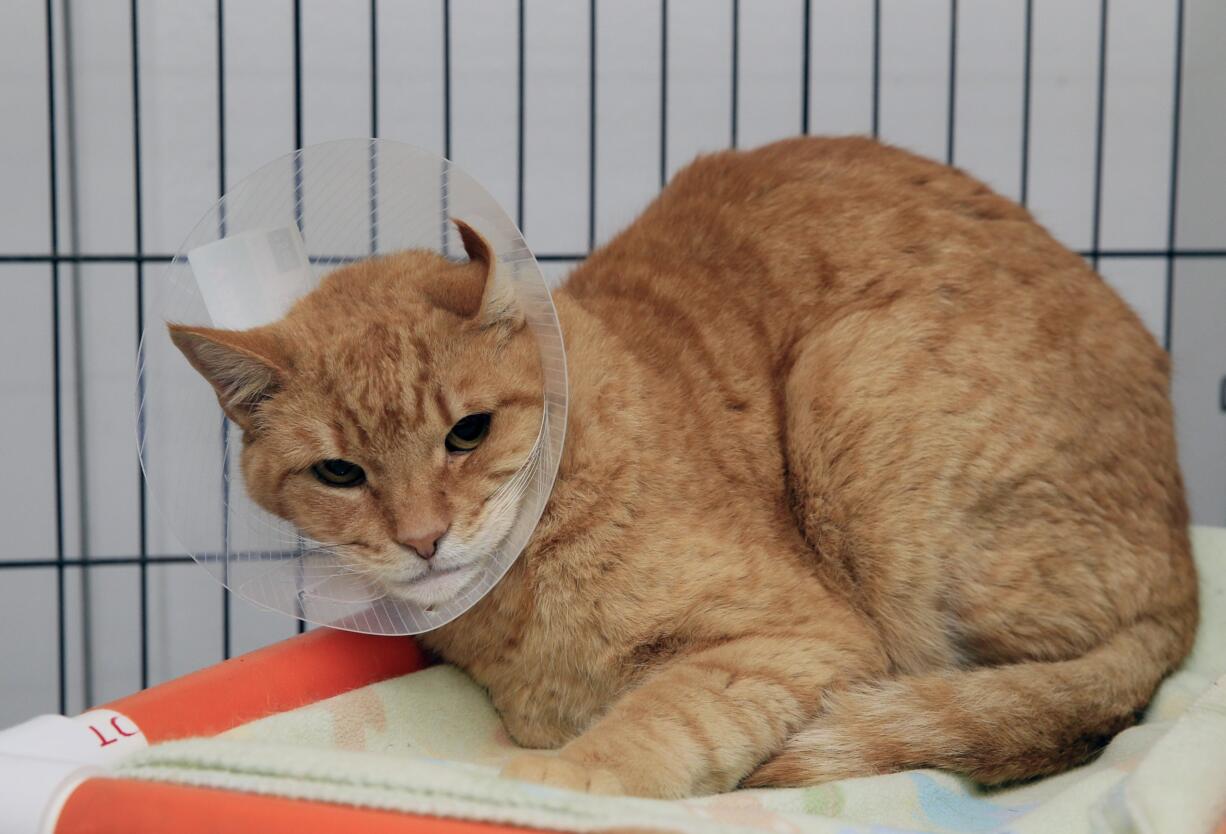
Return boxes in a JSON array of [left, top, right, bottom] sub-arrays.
[[189, 225, 314, 330]]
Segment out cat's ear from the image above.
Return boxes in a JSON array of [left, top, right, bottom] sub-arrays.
[[167, 324, 289, 430], [452, 218, 523, 328]]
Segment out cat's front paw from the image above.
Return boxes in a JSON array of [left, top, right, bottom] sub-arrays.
[[500, 753, 625, 796]]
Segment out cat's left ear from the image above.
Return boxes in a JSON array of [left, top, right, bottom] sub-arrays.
[[452, 218, 523, 329]]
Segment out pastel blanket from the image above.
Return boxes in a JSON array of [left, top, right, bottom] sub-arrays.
[[116, 527, 1226, 834]]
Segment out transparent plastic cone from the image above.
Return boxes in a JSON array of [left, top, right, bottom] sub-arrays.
[[137, 139, 566, 635]]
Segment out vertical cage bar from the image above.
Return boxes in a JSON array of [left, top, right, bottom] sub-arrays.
[[1163, 0, 1185, 353], [293, 0, 303, 153], [440, 0, 451, 253], [61, 0, 94, 707], [292, 0, 304, 235], [220, 416, 231, 656], [216, 0, 232, 660], [129, 0, 150, 689], [44, 0, 68, 715], [871, 0, 881, 139], [517, 0, 526, 229], [946, 0, 958, 165], [369, 0, 379, 256], [1020, 0, 1033, 206], [588, 0, 597, 251], [370, 0, 378, 139], [800, 0, 810, 135], [443, 0, 451, 160], [1089, 0, 1109, 270], [292, 0, 306, 634], [659, 0, 668, 189], [730, 0, 739, 149], [216, 3, 227, 238]]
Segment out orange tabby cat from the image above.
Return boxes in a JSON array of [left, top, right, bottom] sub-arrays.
[[169, 137, 1198, 798]]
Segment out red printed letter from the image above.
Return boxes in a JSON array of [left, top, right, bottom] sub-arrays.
[[110, 716, 139, 738], [88, 724, 118, 747]]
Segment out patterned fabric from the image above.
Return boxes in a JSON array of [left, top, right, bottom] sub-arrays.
[[117, 528, 1226, 834]]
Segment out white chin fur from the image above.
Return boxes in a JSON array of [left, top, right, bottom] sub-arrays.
[[378, 491, 522, 607], [387, 562, 483, 607]]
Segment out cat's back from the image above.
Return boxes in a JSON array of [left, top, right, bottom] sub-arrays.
[[562, 136, 1159, 376]]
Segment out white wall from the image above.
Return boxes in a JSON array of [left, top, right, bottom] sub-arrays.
[[0, 0, 1222, 726]]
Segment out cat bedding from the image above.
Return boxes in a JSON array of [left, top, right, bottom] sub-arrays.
[[4, 526, 1224, 833]]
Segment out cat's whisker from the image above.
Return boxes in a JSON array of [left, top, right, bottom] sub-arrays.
[[301, 565, 385, 580]]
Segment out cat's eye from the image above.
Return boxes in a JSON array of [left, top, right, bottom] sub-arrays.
[[445, 413, 491, 453], [312, 459, 366, 487]]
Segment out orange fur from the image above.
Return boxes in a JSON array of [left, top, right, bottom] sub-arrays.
[[171, 137, 1198, 798]]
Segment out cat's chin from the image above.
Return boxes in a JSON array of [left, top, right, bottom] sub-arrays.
[[382, 561, 483, 608]]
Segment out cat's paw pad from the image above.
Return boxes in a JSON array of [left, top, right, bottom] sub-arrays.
[[501, 753, 625, 795]]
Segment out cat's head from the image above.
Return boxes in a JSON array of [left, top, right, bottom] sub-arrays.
[[168, 221, 544, 607]]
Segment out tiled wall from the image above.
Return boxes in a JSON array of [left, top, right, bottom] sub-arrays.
[[0, 0, 1222, 727]]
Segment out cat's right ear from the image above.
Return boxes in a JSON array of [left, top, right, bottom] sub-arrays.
[[167, 324, 288, 431]]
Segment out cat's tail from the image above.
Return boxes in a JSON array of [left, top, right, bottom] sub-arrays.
[[743, 614, 1194, 786]]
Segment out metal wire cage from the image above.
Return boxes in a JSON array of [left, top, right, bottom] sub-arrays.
[[0, 0, 1222, 728]]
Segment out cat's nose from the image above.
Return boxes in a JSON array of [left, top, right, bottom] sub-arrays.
[[397, 523, 449, 559]]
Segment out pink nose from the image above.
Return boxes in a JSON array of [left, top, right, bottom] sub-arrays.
[[397, 523, 449, 559]]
